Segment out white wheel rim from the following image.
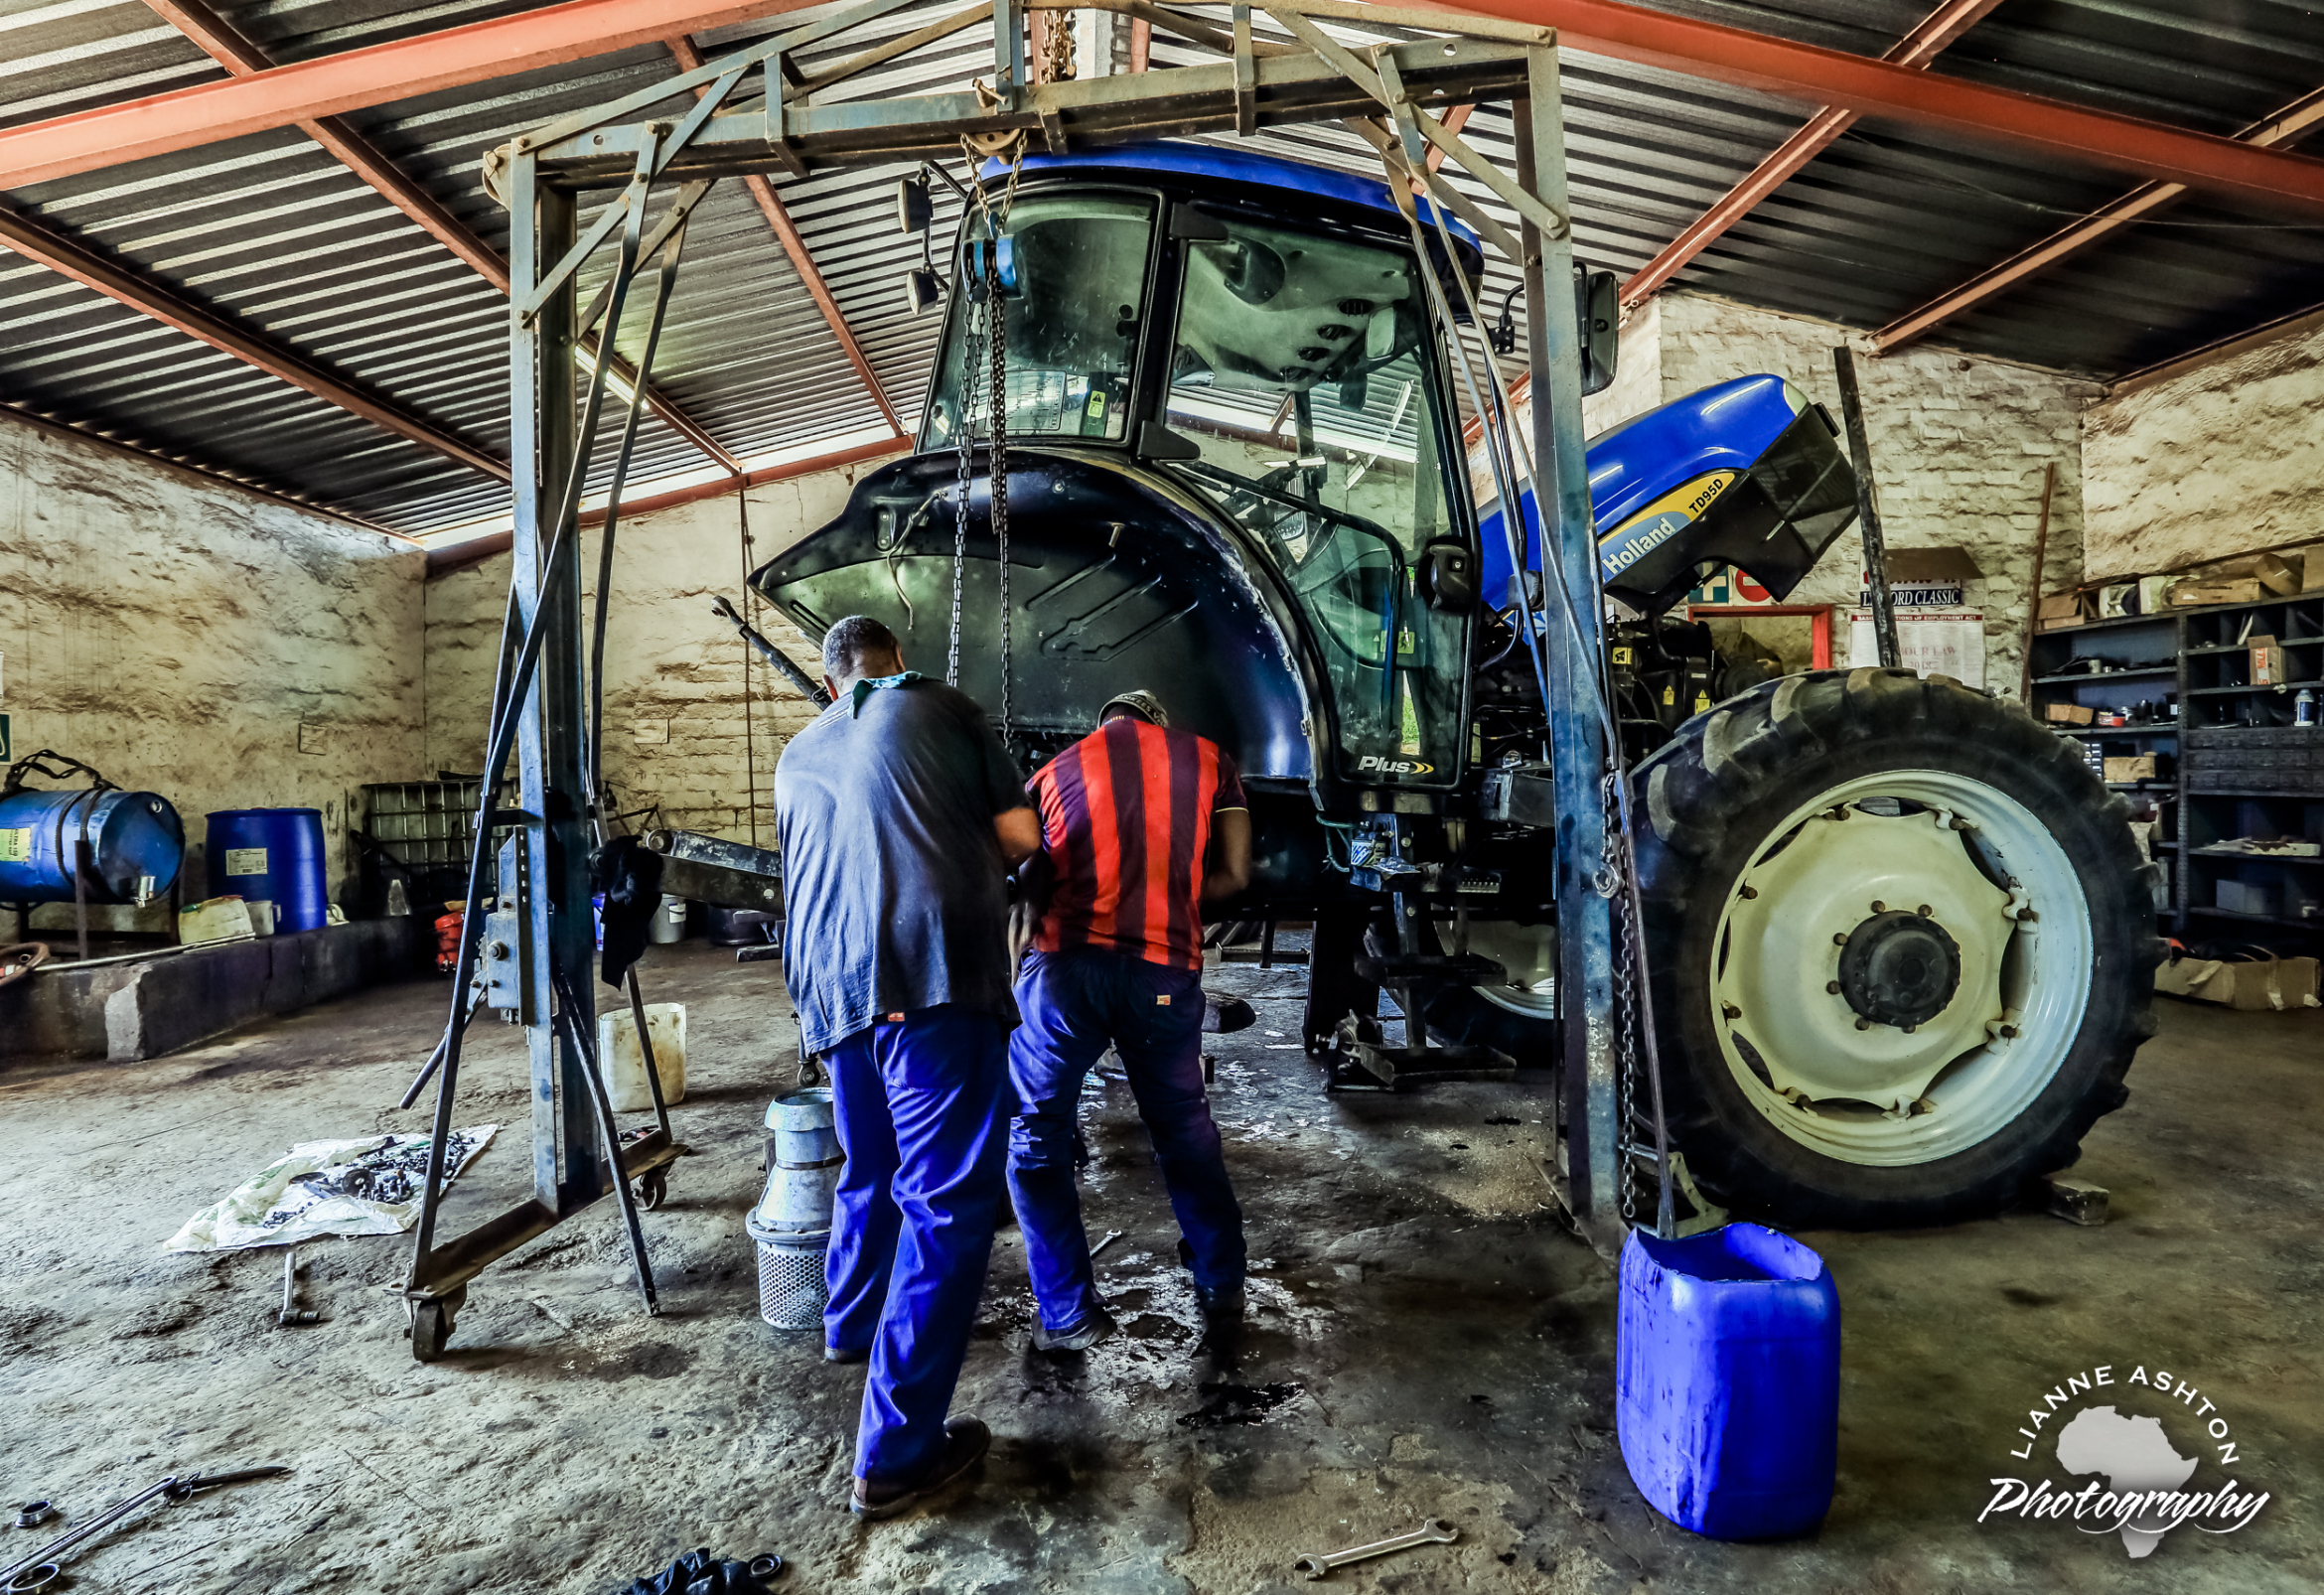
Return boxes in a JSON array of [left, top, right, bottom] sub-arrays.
[[1710, 770, 2093, 1167], [1443, 918, 1558, 1019]]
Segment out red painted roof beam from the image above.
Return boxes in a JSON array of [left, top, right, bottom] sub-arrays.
[[1619, 0, 2005, 309]]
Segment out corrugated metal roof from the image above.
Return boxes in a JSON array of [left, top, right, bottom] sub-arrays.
[[1, 0, 2318, 536]]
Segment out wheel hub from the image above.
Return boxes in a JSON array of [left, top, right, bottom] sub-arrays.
[[1836, 910, 1961, 1030]]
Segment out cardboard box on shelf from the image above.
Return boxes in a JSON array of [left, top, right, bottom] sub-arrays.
[[2251, 636, 2289, 685], [2255, 552, 2303, 597], [2155, 954, 2320, 1011], [2168, 576, 2264, 607], [2104, 754, 2159, 783], [2296, 545, 2324, 594], [2043, 701, 2097, 726], [2137, 574, 2173, 613], [2038, 590, 2094, 630]]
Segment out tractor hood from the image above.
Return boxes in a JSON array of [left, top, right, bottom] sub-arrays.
[[1480, 373, 1860, 614], [749, 448, 1318, 784]]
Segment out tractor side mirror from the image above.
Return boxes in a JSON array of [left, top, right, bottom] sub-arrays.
[[896, 176, 933, 235], [1416, 539, 1479, 613], [1576, 267, 1618, 397]]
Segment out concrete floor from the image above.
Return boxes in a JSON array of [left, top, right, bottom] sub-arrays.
[[1, 942, 2317, 1594]]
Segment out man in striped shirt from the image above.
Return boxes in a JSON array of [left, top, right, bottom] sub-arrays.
[[1007, 688, 1252, 1354]]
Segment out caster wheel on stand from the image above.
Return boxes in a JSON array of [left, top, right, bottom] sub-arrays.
[[410, 1283, 468, 1364], [635, 1168, 668, 1211]]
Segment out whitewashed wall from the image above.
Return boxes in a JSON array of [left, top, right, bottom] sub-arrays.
[[425, 459, 879, 845], [2082, 313, 2324, 582], [0, 418, 426, 932]]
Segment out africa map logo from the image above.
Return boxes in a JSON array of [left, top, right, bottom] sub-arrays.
[[1979, 1364, 2270, 1557]]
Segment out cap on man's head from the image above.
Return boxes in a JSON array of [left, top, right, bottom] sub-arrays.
[[1098, 689, 1168, 728]]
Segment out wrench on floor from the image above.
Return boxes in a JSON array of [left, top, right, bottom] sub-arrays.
[[1293, 1518, 1457, 1580], [1088, 1230, 1124, 1261]]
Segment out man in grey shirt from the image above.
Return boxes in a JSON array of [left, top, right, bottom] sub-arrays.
[[775, 615, 1039, 1521]]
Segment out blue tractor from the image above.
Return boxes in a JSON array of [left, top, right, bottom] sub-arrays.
[[752, 144, 2158, 1229]]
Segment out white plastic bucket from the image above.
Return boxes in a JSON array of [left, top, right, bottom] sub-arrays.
[[597, 1002, 686, 1113]]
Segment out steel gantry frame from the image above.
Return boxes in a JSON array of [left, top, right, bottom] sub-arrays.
[[398, 0, 1626, 1357]]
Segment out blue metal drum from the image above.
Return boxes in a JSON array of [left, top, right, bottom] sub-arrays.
[[0, 787, 185, 905], [206, 808, 331, 932]]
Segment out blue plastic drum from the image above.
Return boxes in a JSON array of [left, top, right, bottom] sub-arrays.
[[1617, 1222, 1840, 1540], [0, 788, 185, 905], [206, 808, 331, 932]]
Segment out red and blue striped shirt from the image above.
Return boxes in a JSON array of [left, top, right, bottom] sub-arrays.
[[1025, 717, 1246, 970]]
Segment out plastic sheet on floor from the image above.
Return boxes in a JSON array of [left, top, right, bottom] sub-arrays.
[[164, 1126, 498, 1252]]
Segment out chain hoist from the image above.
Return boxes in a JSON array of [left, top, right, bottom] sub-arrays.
[[1604, 769, 1647, 1231], [947, 254, 982, 689], [947, 139, 1025, 734]]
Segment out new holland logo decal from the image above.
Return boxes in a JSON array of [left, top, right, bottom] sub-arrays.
[[1598, 471, 1737, 581]]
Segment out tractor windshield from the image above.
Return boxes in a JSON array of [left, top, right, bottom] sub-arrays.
[[1164, 215, 1467, 785], [924, 192, 1156, 445]]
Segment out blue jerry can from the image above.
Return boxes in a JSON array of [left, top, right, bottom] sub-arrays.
[[1617, 1222, 1840, 1540]]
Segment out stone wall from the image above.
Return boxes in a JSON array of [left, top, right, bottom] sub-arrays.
[[424, 459, 878, 845], [1654, 292, 2097, 691], [2082, 312, 2324, 582], [0, 417, 427, 933]]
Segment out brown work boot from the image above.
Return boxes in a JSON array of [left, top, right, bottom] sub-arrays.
[[849, 1418, 991, 1522]]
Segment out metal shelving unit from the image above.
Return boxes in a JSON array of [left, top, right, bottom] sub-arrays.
[[2030, 593, 2323, 950]]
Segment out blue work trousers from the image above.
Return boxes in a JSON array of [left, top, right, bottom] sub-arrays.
[[823, 1005, 1010, 1485], [1008, 947, 1246, 1333]]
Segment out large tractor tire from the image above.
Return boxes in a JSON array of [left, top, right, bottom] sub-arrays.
[[1632, 668, 2162, 1229]]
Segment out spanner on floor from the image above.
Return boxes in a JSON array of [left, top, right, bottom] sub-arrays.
[[1293, 1518, 1457, 1580]]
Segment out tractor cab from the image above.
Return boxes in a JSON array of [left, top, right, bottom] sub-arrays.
[[910, 144, 1487, 792]]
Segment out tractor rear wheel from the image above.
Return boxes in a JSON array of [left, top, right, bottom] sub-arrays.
[[1631, 668, 2162, 1229]]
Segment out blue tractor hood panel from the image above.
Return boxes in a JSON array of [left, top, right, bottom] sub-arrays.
[[1480, 374, 1859, 614]]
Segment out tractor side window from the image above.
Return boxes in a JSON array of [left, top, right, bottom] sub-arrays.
[[925, 194, 1156, 445], [1163, 216, 1465, 785]]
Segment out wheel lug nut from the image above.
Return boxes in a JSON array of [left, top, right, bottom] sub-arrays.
[[1721, 1001, 1741, 1019], [1918, 904, 1933, 917], [1999, 1024, 2019, 1039], [1901, 1023, 1917, 1035], [1832, 933, 1848, 946], [1825, 980, 1841, 994], [1739, 885, 1757, 899], [1854, 1017, 1871, 1031], [1870, 900, 1885, 912]]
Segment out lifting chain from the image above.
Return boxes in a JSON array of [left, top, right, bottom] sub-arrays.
[[1604, 769, 1644, 1232], [990, 241, 1012, 736], [947, 142, 1025, 736], [947, 277, 981, 688], [1604, 765, 1679, 1237]]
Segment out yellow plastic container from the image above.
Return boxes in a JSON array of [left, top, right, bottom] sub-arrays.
[[597, 1002, 686, 1113]]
